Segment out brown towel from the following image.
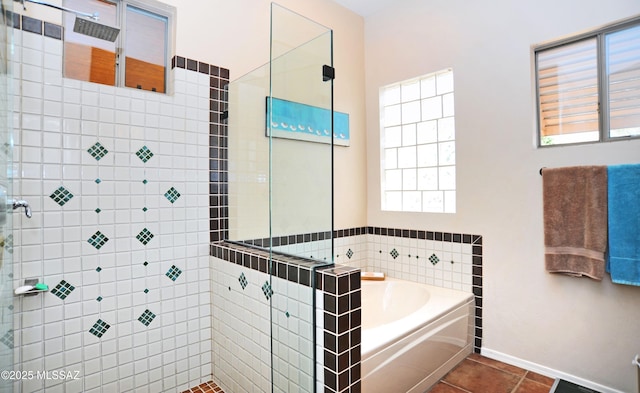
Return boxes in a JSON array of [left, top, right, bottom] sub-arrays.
[[542, 166, 608, 280]]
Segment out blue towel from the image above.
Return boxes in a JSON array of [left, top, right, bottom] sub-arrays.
[[607, 164, 640, 286]]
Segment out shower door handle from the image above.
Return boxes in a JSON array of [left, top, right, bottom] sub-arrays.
[[9, 199, 32, 218]]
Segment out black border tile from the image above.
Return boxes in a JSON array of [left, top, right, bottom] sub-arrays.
[[21, 15, 41, 34]]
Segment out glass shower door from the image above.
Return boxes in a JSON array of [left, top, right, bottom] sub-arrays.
[[269, 4, 333, 392], [0, 0, 14, 391]]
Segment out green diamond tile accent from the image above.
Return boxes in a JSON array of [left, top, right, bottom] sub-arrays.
[[390, 248, 399, 259], [238, 273, 248, 290], [49, 186, 74, 206], [0, 330, 14, 349], [165, 265, 182, 281], [89, 319, 110, 338], [429, 253, 440, 266], [87, 142, 108, 161], [142, 207, 148, 212], [95, 178, 101, 184], [346, 249, 354, 259], [138, 309, 156, 326], [143, 261, 148, 266], [95, 208, 101, 214], [88, 231, 109, 250], [135, 146, 154, 163], [96, 267, 102, 272], [51, 280, 75, 300], [136, 228, 154, 245], [96, 296, 102, 302], [143, 289, 149, 294], [261, 281, 274, 300], [164, 187, 181, 204], [285, 311, 290, 318], [142, 179, 148, 184], [4, 235, 12, 254]]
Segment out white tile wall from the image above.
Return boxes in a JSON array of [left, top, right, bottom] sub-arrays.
[[11, 28, 212, 393], [280, 232, 474, 293], [211, 256, 315, 393], [211, 257, 271, 393]]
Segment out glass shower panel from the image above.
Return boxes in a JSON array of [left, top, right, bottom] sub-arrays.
[[0, 1, 14, 390], [269, 3, 333, 262], [227, 4, 333, 392], [227, 63, 270, 245], [269, 4, 333, 393]]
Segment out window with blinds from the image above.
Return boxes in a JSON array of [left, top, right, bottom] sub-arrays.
[[535, 18, 640, 146], [63, 0, 174, 94]]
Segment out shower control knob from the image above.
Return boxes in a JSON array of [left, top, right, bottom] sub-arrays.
[[9, 199, 32, 218]]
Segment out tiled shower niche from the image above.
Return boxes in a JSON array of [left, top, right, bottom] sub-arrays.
[[10, 15, 227, 392]]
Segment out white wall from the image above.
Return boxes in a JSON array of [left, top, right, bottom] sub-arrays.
[[364, 0, 640, 391], [161, 0, 368, 230]]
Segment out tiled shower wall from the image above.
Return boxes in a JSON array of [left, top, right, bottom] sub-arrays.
[[210, 243, 361, 393], [10, 16, 227, 392], [211, 252, 318, 393]]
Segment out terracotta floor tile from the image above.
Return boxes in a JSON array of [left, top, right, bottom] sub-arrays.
[[525, 371, 555, 387], [181, 381, 225, 393], [514, 378, 552, 393], [429, 382, 470, 392], [467, 353, 527, 377], [443, 359, 522, 393]]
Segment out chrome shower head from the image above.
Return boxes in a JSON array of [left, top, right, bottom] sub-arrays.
[[16, 0, 121, 42], [73, 17, 120, 42]]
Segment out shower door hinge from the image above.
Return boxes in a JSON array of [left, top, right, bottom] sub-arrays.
[[322, 65, 335, 82]]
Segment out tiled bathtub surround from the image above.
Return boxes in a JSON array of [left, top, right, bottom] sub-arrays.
[[260, 226, 484, 353], [11, 17, 227, 392]]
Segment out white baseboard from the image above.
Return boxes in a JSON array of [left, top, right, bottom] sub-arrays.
[[480, 348, 626, 393]]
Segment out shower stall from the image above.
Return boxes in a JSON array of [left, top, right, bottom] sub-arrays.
[[0, 0, 361, 391], [211, 4, 356, 392]]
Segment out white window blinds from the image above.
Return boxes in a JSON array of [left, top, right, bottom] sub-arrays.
[[536, 17, 640, 146], [536, 38, 599, 142], [606, 24, 640, 138]]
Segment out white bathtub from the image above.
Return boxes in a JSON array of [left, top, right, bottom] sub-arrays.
[[361, 278, 474, 393]]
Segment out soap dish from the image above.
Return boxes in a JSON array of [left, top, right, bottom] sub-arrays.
[[14, 278, 49, 297], [361, 271, 385, 281]]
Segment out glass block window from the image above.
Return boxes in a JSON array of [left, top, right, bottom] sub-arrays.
[[380, 69, 456, 213], [535, 17, 640, 146]]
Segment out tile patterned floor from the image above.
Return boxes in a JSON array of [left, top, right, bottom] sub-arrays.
[[184, 354, 555, 393], [429, 353, 555, 393], [180, 381, 224, 393]]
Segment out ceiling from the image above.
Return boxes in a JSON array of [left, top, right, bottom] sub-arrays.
[[331, 0, 397, 17]]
